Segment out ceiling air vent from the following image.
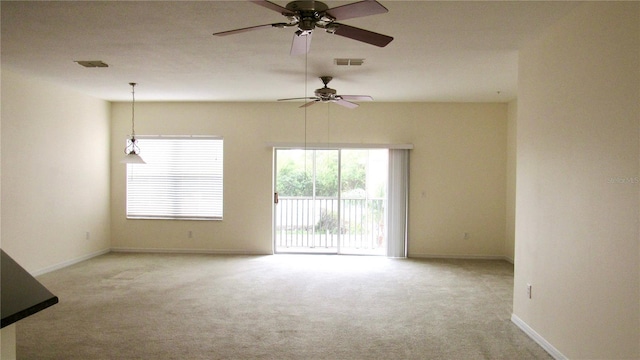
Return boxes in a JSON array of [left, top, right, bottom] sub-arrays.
[[335, 58, 365, 66], [74, 60, 109, 68]]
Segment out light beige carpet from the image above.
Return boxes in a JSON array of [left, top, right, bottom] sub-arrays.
[[17, 253, 551, 359]]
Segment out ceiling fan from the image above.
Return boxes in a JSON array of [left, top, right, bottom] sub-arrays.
[[213, 0, 393, 55], [278, 76, 373, 109]]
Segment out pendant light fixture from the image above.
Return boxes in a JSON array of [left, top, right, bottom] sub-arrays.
[[120, 82, 146, 164]]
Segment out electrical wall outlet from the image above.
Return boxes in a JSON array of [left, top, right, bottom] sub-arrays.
[[188, 230, 193, 239], [463, 232, 470, 240], [527, 283, 532, 299], [85, 231, 90, 240]]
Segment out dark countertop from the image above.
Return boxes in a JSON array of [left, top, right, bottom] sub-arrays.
[[1, 249, 58, 328]]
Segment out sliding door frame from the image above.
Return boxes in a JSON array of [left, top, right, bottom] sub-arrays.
[[271, 143, 412, 257]]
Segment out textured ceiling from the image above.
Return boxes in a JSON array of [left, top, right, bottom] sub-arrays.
[[1, 1, 580, 102]]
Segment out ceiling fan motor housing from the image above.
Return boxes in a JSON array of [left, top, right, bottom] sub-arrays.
[[286, 1, 329, 13], [286, 1, 333, 31], [317, 76, 337, 100], [316, 87, 336, 95]]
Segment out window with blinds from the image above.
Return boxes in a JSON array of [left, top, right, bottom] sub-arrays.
[[126, 136, 223, 220]]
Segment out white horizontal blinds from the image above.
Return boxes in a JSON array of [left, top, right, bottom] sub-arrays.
[[126, 137, 223, 220]]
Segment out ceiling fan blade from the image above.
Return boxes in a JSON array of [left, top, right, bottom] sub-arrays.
[[340, 95, 373, 101], [278, 97, 316, 101], [331, 23, 393, 47], [290, 32, 312, 56], [250, 0, 295, 15], [335, 99, 359, 109], [213, 23, 285, 36], [326, 0, 388, 21], [300, 100, 319, 108]]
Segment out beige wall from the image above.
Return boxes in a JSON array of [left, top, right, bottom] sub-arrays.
[[505, 99, 517, 262], [514, 2, 639, 359], [110, 101, 508, 258], [1, 70, 111, 273]]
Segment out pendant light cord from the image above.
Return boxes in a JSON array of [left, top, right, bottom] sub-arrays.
[[304, 35, 308, 175], [327, 102, 330, 147], [304, 35, 308, 152], [130, 82, 137, 138]]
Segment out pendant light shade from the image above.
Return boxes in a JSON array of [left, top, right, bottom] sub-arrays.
[[121, 82, 146, 164], [121, 150, 146, 164]]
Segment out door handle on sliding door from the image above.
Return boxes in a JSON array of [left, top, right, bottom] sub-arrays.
[[274, 192, 279, 204]]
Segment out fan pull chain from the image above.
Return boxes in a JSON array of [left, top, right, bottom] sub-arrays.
[[304, 34, 308, 177], [327, 102, 331, 147]]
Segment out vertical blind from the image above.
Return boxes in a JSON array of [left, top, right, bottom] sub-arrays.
[[126, 136, 223, 220], [386, 149, 409, 258]]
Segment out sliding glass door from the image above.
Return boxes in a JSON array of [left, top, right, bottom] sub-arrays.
[[274, 149, 339, 253], [273, 148, 388, 255]]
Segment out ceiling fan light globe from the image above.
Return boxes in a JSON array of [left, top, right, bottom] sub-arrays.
[[324, 24, 338, 34]]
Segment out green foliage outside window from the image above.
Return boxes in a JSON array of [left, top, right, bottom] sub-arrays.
[[276, 150, 368, 197]]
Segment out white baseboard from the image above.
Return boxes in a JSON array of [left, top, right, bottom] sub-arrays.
[[31, 248, 111, 276], [110, 247, 270, 256], [511, 314, 567, 360], [409, 253, 513, 262]]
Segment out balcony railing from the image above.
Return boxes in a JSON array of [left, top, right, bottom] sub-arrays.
[[275, 197, 386, 254]]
